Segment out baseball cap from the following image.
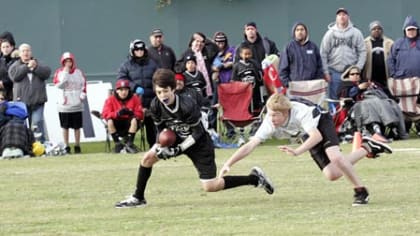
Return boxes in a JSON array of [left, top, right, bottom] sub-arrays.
[[406, 25, 418, 30], [115, 79, 130, 89], [336, 8, 348, 15], [151, 29, 163, 36]]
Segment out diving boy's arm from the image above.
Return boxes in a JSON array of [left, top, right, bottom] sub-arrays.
[[219, 137, 262, 177]]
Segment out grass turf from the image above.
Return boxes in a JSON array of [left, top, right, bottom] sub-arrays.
[[1, 139, 420, 235]]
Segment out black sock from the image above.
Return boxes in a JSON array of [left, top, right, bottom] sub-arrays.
[[223, 175, 258, 190], [134, 165, 152, 200], [111, 132, 120, 143], [127, 132, 136, 144]]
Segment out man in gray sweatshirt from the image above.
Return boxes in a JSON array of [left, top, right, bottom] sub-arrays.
[[320, 8, 366, 110]]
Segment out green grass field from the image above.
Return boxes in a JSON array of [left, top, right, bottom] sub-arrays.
[[1, 139, 420, 235]]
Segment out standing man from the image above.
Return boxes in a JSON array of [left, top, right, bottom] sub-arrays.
[[320, 8, 366, 108], [148, 29, 177, 71], [279, 22, 324, 88], [8, 43, 51, 142], [235, 22, 279, 65], [387, 15, 420, 134], [363, 21, 394, 96]]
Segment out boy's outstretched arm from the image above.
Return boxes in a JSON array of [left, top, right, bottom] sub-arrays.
[[218, 138, 261, 177]]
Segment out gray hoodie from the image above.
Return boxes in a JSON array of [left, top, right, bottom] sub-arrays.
[[320, 20, 366, 74]]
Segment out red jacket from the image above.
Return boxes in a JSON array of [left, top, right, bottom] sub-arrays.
[[102, 94, 143, 121]]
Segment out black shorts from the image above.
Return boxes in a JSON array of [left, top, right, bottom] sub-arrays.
[[308, 113, 340, 170], [59, 112, 83, 129], [183, 133, 216, 180]]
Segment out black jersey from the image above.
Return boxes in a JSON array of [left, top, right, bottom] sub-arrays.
[[150, 94, 206, 142]]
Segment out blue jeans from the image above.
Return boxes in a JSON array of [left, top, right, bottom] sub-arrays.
[[328, 69, 343, 100], [29, 104, 46, 143], [328, 69, 343, 112]]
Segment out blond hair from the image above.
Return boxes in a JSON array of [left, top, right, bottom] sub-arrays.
[[266, 93, 292, 112]]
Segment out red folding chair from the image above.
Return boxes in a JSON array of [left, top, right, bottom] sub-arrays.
[[218, 81, 263, 146]]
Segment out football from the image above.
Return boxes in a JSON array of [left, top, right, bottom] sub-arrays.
[[158, 128, 177, 147]]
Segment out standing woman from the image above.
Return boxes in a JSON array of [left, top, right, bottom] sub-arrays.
[[53, 52, 87, 154], [118, 40, 158, 148], [176, 32, 217, 129], [0, 38, 19, 101]]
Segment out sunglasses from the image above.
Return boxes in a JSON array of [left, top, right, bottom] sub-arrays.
[[349, 73, 360, 76], [154, 35, 162, 38]]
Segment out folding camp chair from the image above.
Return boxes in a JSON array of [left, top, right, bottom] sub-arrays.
[[218, 81, 263, 146], [91, 110, 112, 152], [388, 77, 420, 134], [287, 79, 328, 106]]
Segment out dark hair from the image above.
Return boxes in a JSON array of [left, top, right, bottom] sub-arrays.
[[153, 68, 176, 90], [0, 31, 16, 47], [188, 32, 206, 48], [239, 45, 252, 53]]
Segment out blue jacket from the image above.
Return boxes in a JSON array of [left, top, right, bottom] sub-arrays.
[[117, 56, 157, 108], [279, 22, 323, 87], [388, 16, 420, 79]]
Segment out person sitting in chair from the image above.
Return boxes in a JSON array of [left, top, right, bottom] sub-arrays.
[[102, 79, 144, 153]]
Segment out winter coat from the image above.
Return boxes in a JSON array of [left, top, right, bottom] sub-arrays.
[[279, 22, 323, 87], [8, 59, 51, 107], [102, 92, 144, 121], [387, 16, 420, 79], [148, 44, 177, 71], [117, 57, 157, 108], [363, 35, 393, 81]]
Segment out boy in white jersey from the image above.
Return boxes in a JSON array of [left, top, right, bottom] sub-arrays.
[[219, 93, 393, 206]]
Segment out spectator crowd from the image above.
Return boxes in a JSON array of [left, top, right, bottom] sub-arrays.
[[1, 8, 420, 159]]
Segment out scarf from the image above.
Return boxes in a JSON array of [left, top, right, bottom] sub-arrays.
[[194, 51, 212, 96]]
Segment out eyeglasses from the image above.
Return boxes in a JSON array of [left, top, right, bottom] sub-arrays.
[[349, 73, 360, 76]]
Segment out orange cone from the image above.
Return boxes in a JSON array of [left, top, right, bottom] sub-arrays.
[[352, 131, 362, 152]]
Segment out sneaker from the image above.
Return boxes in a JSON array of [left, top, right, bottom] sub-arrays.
[[113, 143, 124, 153], [115, 195, 147, 208], [250, 166, 274, 194], [74, 146, 81, 154], [352, 187, 369, 206], [362, 136, 392, 158], [65, 146, 71, 154], [371, 133, 390, 143], [125, 143, 140, 154]]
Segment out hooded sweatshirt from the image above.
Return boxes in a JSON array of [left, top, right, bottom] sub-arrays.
[[320, 20, 366, 73], [53, 52, 87, 112], [279, 22, 323, 87], [387, 16, 420, 79]]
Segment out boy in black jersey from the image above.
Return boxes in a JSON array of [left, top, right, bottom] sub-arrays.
[[231, 45, 264, 114], [115, 69, 274, 208]]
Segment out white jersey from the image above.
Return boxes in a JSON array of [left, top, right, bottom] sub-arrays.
[[253, 101, 321, 141]]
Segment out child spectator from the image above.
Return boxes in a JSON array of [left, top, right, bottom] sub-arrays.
[[231, 45, 264, 114], [182, 54, 206, 97], [102, 79, 144, 153], [53, 52, 87, 154]]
